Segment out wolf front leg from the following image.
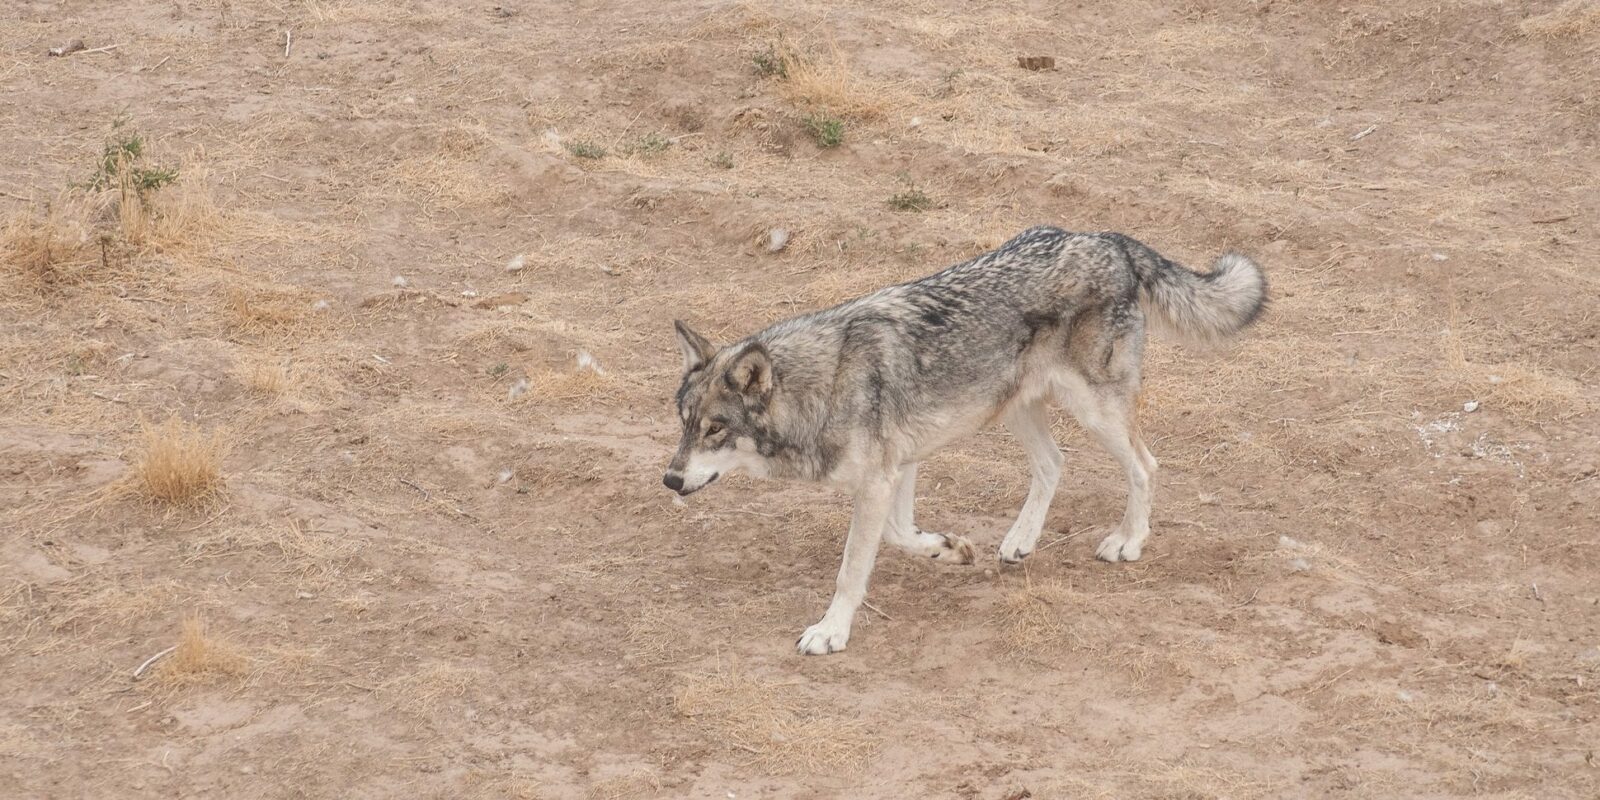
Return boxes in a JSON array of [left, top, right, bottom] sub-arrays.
[[796, 476, 894, 655]]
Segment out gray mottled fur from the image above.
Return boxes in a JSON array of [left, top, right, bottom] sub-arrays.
[[664, 225, 1267, 655]]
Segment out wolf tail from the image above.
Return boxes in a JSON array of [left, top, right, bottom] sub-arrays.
[[1117, 235, 1268, 344]]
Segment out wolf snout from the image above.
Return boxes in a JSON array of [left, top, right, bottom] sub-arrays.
[[662, 472, 685, 493]]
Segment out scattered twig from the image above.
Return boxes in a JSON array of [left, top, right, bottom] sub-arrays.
[[1298, 666, 1355, 695], [132, 645, 178, 680], [144, 55, 171, 72], [79, 44, 124, 56], [259, 172, 292, 183], [89, 391, 128, 404], [397, 477, 431, 501], [1, 190, 33, 202], [1349, 124, 1378, 141], [1035, 527, 1087, 553], [863, 600, 893, 621], [1331, 328, 1402, 337], [1531, 582, 1544, 603], [1531, 214, 1573, 224], [283, 30, 292, 58], [47, 40, 86, 57], [1231, 588, 1261, 609]]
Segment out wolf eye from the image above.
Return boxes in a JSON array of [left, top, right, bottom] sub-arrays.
[[705, 423, 723, 437]]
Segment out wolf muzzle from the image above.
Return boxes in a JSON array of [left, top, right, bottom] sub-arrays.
[[662, 471, 717, 496]]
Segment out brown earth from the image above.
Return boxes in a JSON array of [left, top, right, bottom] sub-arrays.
[[3, 1, 1599, 798]]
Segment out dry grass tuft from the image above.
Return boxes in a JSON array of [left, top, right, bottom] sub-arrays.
[[383, 663, 478, 714], [240, 357, 294, 396], [1442, 308, 1588, 419], [777, 41, 905, 121], [674, 665, 877, 774], [129, 416, 227, 506], [997, 578, 1087, 657], [1, 195, 97, 288], [1520, 1, 1600, 38], [154, 614, 248, 687], [225, 286, 313, 337], [110, 150, 220, 250], [515, 363, 624, 406], [585, 770, 661, 800]]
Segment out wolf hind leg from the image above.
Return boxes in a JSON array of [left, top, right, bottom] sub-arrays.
[[882, 463, 975, 564], [1057, 376, 1155, 563], [997, 400, 1065, 563]]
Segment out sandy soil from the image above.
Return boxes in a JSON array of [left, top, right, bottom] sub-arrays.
[[3, 1, 1599, 797]]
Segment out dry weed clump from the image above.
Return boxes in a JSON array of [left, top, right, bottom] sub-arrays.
[[152, 614, 248, 688], [1441, 309, 1588, 419], [225, 286, 315, 338], [138, 161, 222, 251], [1519, 1, 1600, 38], [0, 195, 97, 288], [129, 416, 227, 506], [382, 663, 479, 715], [775, 41, 905, 121], [240, 357, 294, 396], [997, 578, 1088, 657], [674, 666, 877, 774], [584, 770, 661, 800]]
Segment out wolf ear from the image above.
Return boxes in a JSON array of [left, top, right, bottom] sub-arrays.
[[674, 320, 715, 374], [726, 343, 775, 401]]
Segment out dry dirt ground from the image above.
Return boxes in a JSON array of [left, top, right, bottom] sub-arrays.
[[3, 1, 1599, 797]]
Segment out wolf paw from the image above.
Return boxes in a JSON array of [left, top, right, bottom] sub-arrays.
[[929, 532, 976, 565], [796, 619, 850, 655], [1095, 531, 1143, 563], [998, 543, 1032, 564]]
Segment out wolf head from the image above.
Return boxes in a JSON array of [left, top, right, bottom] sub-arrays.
[[662, 320, 780, 496]]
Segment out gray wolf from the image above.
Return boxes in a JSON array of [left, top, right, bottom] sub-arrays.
[[662, 226, 1267, 655]]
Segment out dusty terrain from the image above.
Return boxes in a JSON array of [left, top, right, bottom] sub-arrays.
[[3, 1, 1599, 797]]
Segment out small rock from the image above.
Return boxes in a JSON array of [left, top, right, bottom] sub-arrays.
[[391, 275, 408, 288], [296, 591, 314, 600], [1463, 400, 1480, 413], [766, 228, 789, 253], [312, 298, 332, 311], [1289, 557, 1311, 572], [1487, 374, 1503, 384], [497, 468, 514, 484], [908, 116, 923, 129], [460, 288, 479, 298], [240, 766, 255, 775], [1396, 690, 1414, 703], [1278, 535, 1304, 550], [1430, 252, 1448, 261], [508, 377, 530, 400], [1197, 491, 1220, 506], [506, 254, 525, 273]]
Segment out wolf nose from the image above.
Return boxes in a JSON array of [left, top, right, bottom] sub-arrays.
[[662, 473, 685, 493]]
